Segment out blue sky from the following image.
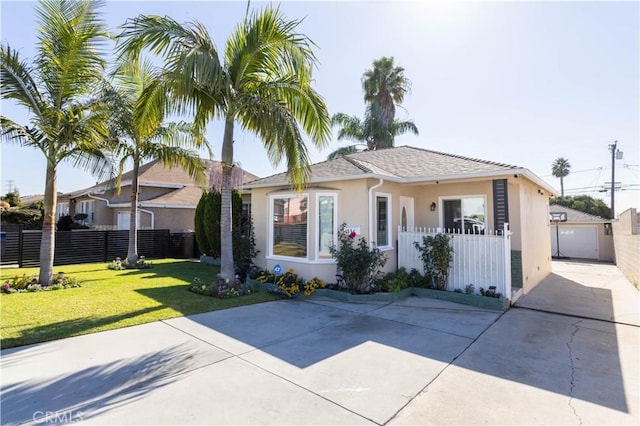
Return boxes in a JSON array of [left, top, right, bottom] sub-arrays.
[[1, 1, 638, 215]]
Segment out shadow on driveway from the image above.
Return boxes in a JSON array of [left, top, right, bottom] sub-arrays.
[[1, 345, 194, 424]]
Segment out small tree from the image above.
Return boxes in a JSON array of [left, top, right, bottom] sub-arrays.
[[1, 190, 22, 207], [414, 234, 454, 290], [329, 224, 387, 294]]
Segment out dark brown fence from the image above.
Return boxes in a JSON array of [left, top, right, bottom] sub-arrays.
[[0, 228, 183, 267]]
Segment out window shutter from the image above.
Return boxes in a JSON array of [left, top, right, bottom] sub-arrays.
[[493, 179, 509, 233]]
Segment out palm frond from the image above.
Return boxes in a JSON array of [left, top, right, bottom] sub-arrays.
[[327, 145, 359, 160], [36, 0, 109, 107], [0, 44, 47, 117], [0, 116, 47, 150]]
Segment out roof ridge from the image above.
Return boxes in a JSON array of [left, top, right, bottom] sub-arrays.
[[396, 145, 520, 169], [343, 156, 373, 173], [549, 204, 608, 221]]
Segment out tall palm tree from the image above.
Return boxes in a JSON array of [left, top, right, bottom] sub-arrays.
[[327, 110, 418, 159], [552, 157, 571, 197], [0, 0, 110, 284], [362, 57, 411, 148], [106, 62, 210, 264], [117, 6, 331, 279]]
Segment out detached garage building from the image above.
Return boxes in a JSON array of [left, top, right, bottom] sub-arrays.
[[549, 204, 614, 262]]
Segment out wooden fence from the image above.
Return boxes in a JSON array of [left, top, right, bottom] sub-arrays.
[[0, 228, 181, 267]]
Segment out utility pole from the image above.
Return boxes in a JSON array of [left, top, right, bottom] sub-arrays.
[[608, 141, 623, 219]]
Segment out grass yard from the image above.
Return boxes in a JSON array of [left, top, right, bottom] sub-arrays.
[[0, 259, 278, 349]]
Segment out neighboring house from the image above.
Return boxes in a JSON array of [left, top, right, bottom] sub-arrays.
[[245, 146, 557, 297], [58, 160, 258, 233], [549, 204, 614, 262]]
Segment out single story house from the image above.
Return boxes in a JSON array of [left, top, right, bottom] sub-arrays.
[[549, 204, 614, 262], [245, 146, 558, 298], [57, 160, 258, 233]]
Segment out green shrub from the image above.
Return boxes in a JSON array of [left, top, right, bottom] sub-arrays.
[[2, 272, 80, 294], [194, 190, 257, 278], [108, 256, 152, 270], [330, 224, 387, 294], [414, 233, 454, 290], [189, 277, 252, 298]]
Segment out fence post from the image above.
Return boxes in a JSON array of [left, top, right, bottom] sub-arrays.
[[18, 225, 24, 268], [503, 222, 512, 303], [103, 230, 109, 262]]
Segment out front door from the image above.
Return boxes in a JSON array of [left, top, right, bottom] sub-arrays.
[[399, 196, 415, 231]]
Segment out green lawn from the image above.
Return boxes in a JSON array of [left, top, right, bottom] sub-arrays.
[[0, 259, 278, 349]]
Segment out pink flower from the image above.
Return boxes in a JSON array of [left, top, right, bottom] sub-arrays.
[[349, 231, 356, 239]]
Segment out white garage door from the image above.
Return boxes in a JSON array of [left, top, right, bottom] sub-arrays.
[[550, 225, 598, 260]]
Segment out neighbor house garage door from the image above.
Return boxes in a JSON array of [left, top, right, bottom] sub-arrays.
[[550, 225, 598, 260]]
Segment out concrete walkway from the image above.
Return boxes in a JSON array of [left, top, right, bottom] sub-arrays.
[[1, 261, 638, 424], [515, 260, 640, 325]]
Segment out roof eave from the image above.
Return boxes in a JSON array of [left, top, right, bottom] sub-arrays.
[[245, 168, 558, 194]]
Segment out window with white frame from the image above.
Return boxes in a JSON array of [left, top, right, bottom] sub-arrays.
[[317, 194, 337, 260], [271, 194, 308, 258], [376, 194, 391, 247], [56, 202, 69, 220], [441, 196, 486, 234], [77, 200, 95, 224]]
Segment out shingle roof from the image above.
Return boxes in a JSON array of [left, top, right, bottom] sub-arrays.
[[61, 159, 260, 202], [142, 186, 204, 207], [246, 145, 520, 187], [549, 204, 610, 223]]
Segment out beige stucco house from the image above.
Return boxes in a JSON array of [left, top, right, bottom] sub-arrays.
[[246, 146, 557, 296], [57, 160, 258, 233]]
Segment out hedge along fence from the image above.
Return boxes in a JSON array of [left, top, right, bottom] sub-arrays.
[[194, 189, 257, 278]]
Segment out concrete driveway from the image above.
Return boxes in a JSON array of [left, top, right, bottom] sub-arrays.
[[2, 261, 638, 425]]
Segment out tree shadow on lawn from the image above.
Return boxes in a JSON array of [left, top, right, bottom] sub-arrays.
[[116, 260, 219, 283], [1, 306, 164, 350], [1, 345, 194, 424]]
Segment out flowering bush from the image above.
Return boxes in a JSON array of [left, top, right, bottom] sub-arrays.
[[2, 272, 81, 294], [250, 268, 325, 298], [189, 276, 251, 298], [302, 277, 325, 296], [276, 269, 303, 297], [108, 256, 152, 270], [329, 223, 387, 294]]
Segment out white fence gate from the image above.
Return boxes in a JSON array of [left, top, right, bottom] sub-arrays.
[[398, 224, 512, 299]]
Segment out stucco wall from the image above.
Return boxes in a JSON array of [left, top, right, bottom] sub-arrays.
[[251, 180, 370, 283], [612, 208, 639, 288], [149, 208, 196, 233], [250, 175, 555, 287], [517, 179, 552, 294]]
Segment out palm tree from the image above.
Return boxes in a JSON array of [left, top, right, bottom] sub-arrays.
[[0, 0, 110, 284], [552, 157, 571, 197], [327, 110, 418, 159], [106, 62, 210, 264], [362, 57, 411, 148], [117, 6, 331, 279]]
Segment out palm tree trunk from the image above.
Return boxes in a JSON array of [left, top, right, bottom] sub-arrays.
[[39, 163, 57, 285], [219, 117, 235, 279], [560, 177, 565, 197], [127, 159, 140, 264]]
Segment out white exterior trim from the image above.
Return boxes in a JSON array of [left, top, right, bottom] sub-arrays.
[[245, 168, 557, 196], [315, 192, 338, 262], [438, 194, 488, 232], [268, 192, 310, 260], [374, 192, 393, 249]]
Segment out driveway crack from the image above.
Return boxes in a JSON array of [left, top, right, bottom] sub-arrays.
[[567, 320, 583, 425]]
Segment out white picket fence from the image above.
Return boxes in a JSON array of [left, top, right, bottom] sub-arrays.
[[398, 224, 512, 299]]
